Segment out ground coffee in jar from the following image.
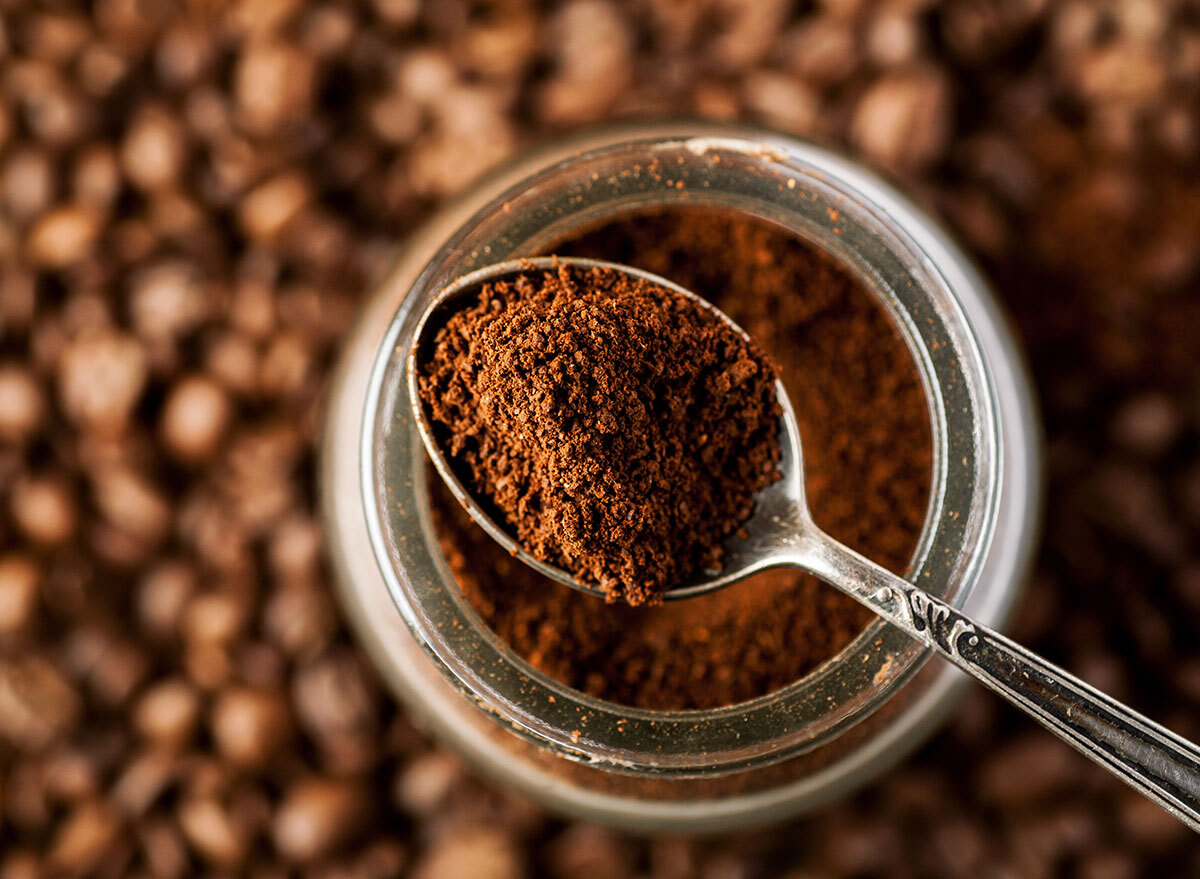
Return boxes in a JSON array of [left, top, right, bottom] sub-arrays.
[[417, 263, 782, 605], [430, 207, 933, 710]]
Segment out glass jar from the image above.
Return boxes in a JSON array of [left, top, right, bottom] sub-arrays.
[[320, 122, 1041, 832]]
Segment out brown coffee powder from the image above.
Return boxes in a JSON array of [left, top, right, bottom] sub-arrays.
[[417, 264, 782, 605], [430, 207, 933, 709]]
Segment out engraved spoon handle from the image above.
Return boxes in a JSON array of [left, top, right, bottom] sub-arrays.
[[792, 531, 1200, 833]]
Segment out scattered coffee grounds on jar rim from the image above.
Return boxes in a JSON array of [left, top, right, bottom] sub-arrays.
[[417, 263, 783, 605], [430, 208, 933, 709]]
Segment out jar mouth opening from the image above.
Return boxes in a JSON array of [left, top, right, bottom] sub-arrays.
[[363, 130, 1001, 775]]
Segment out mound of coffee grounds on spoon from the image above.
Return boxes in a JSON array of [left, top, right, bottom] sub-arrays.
[[417, 263, 783, 605], [431, 209, 932, 709]]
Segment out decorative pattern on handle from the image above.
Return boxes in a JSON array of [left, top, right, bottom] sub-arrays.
[[901, 589, 980, 659]]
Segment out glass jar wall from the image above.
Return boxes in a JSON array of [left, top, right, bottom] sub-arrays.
[[321, 122, 1041, 832]]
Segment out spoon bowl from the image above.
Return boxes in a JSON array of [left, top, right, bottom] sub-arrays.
[[408, 257, 1200, 833], [407, 256, 811, 601]]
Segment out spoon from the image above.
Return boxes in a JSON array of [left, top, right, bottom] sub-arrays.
[[408, 256, 1200, 832]]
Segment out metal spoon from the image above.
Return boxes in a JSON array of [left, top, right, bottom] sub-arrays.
[[408, 256, 1200, 832]]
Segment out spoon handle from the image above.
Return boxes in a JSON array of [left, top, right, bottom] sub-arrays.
[[798, 533, 1200, 833]]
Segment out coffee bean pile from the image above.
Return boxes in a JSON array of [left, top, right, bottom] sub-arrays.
[[2, 0, 1199, 876]]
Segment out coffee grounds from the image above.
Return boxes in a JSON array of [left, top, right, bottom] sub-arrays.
[[430, 208, 933, 709], [418, 263, 782, 605]]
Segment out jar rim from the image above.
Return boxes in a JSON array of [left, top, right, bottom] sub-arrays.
[[361, 129, 1001, 775]]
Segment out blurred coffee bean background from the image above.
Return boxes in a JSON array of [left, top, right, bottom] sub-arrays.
[[2, 0, 1200, 876]]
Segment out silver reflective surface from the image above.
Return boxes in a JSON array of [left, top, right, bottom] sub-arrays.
[[405, 255, 811, 601]]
